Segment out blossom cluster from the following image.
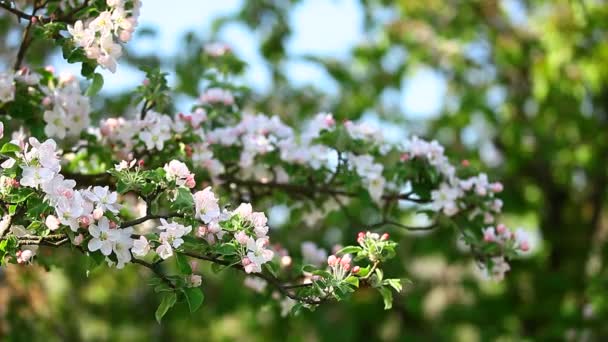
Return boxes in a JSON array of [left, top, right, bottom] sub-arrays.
[[193, 188, 275, 273], [41, 73, 91, 139], [67, 0, 141, 72], [1, 136, 133, 266], [0, 67, 43, 104]]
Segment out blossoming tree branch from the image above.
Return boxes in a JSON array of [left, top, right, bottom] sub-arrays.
[[0, 0, 529, 321]]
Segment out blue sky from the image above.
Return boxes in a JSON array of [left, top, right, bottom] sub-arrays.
[[53, 0, 446, 119]]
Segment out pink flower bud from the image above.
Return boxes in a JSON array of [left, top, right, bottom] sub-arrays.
[[235, 231, 249, 245], [142, 78, 150, 86], [190, 261, 198, 271], [92, 208, 104, 220], [520, 241, 530, 252], [42, 97, 52, 106], [45, 66, 55, 73], [483, 232, 495, 242], [18, 249, 33, 263], [31, 16, 38, 24], [324, 115, 335, 126], [496, 224, 506, 234], [109, 221, 117, 229], [242, 257, 251, 266], [79, 216, 91, 228], [185, 174, 196, 188], [352, 266, 360, 274], [461, 159, 470, 167], [74, 234, 84, 245], [491, 182, 504, 193], [340, 255, 352, 266], [119, 30, 132, 42], [381, 233, 389, 241], [45, 215, 61, 231], [400, 153, 410, 162], [327, 255, 337, 266], [138, 159, 145, 168], [343, 263, 351, 271]]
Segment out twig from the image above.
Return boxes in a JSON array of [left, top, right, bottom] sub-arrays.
[[182, 251, 326, 305], [131, 257, 175, 289], [119, 213, 184, 228]]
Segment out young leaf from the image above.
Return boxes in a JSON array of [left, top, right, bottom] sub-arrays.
[[155, 292, 177, 323], [183, 287, 205, 313], [378, 286, 393, 310], [175, 253, 192, 275], [0, 143, 20, 154], [336, 246, 363, 255]]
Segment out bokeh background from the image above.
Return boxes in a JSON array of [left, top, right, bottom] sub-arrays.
[[1, 0, 608, 340]]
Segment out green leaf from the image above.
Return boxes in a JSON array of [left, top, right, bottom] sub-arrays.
[[344, 275, 360, 288], [0, 143, 20, 154], [302, 264, 317, 273], [175, 253, 192, 275], [215, 243, 237, 256], [85, 73, 104, 96], [155, 292, 177, 323], [384, 278, 402, 293], [379, 286, 393, 310], [336, 246, 363, 255], [170, 187, 194, 212], [182, 287, 205, 313]]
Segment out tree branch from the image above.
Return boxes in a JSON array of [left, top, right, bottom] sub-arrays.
[[182, 251, 326, 305]]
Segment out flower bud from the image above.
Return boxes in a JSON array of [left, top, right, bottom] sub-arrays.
[[400, 153, 410, 162], [491, 182, 504, 193], [189, 274, 202, 287], [520, 241, 530, 252], [235, 231, 249, 245], [185, 174, 196, 188], [92, 208, 104, 220], [352, 266, 360, 274], [138, 159, 145, 168], [45, 215, 61, 231], [241, 257, 251, 266], [74, 234, 84, 246], [119, 30, 132, 42], [381, 233, 389, 241], [42, 96, 52, 106], [341, 254, 352, 266], [496, 224, 506, 234], [461, 159, 470, 167], [17, 249, 33, 263], [327, 255, 337, 266], [78, 216, 90, 228], [109, 221, 117, 229], [142, 78, 150, 86], [190, 261, 198, 271]]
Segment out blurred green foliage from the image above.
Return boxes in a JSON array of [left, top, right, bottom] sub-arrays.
[[1, 0, 608, 340]]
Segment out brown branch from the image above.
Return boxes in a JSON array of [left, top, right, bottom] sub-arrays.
[[182, 251, 326, 305], [131, 257, 176, 289], [119, 213, 185, 229], [221, 175, 432, 204]]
